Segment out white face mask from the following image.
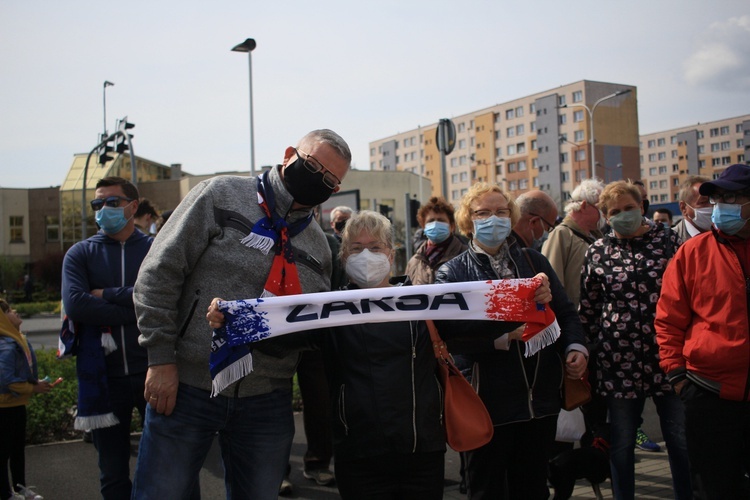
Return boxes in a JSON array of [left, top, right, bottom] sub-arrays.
[[345, 249, 392, 288], [688, 205, 713, 232]]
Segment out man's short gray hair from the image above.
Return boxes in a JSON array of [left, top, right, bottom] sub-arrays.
[[678, 175, 710, 204], [564, 179, 605, 216], [298, 129, 352, 165], [516, 192, 554, 216], [331, 206, 354, 219]]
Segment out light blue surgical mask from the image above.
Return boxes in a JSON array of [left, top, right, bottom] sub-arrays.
[[424, 221, 451, 244], [472, 216, 512, 248], [608, 209, 643, 236], [95, 206, 130, 235], [531, 224, 549, 251], [712, 202, 750, 235]]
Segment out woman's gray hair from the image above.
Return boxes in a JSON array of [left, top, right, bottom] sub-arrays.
[[564, 178, 605, 216], [298, 129, 352, 165]]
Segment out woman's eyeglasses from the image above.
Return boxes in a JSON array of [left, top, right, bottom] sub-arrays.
[[294, 148, 341, 189], [472, 209, 510, 219], [90, 196, 133, 211]]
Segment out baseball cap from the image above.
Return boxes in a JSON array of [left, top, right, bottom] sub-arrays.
[[699, 164, 750, 196]]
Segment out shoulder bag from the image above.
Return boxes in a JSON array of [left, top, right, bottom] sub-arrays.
[[426, 320, 494, 452]]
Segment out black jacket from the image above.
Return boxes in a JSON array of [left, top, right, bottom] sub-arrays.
[[323, 317, 445, 460], [434, 238, 586, 425]]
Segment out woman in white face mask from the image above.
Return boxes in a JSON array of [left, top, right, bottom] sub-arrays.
[[327, 210, 446, 499], [579, 181, 691, 500]]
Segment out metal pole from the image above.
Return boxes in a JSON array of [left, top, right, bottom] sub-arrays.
[[589, 107, 596, 180], [440, 150, 448, 201], [404, 192, 413, 261], [103, 81, 114, 138], [247, 52, 255, 177], [417, 126, 423, 203]]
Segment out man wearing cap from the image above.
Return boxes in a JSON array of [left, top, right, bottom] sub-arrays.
[[672, 175, 712, 242], [655, 163, 750, 498]]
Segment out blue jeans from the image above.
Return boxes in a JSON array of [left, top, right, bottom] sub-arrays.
[[131, 384, 294, 500], [607, 394, 691, 500], [92, 373, 147, 500]]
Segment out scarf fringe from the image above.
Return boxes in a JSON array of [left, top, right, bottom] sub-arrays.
[[210, 352, 254, 397], [524, 318, 561, 357], [239, 233, 275, 255], [101, 333, 118, 355], [74, 412, 120, 431]]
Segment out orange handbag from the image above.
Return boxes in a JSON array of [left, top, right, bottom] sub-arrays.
[[562, 371, 592, 411], [426, 320, 494, 452]]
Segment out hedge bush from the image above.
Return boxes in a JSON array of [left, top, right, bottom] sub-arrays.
[[14, 301, 60, 318], [26, 348, 79, 444]]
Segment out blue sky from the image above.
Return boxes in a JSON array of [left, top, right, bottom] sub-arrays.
[[1, 0, 749, 188]]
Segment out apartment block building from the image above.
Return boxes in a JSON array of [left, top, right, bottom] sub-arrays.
[[639, 115, 750, 207], [369, 80, 639, 207]]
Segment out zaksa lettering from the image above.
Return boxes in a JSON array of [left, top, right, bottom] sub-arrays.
[[286, 293, 469, 323]]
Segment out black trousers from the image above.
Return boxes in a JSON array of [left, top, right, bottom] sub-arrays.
[[466, 415, 557, 500], [296, 350, 333, 471], [335, 451, 444, 500], [682, 381, 750, 499], [0, 405, 27, 499]]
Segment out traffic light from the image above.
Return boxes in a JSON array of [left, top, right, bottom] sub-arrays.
[[409, 198, 421, 227], [99, 137, 114, 165], [115, 120, 135, 153]]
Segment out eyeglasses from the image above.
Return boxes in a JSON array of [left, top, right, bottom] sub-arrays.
[[472, 209, 511, 219], [529, 213, 555, 233], [90, 196, 133, 211], [709, 192, 750, 205], [294, 148, 341, 189]]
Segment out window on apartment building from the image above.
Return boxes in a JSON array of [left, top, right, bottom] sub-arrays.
[[697, 145, 705, 154], [561, 171, 570, 182], [575, 150, 586, 161], [572, 91, 582, 103], [658, 138, 665, 146], [530, 122, 536, 132], [649, 181, 657, 189], [471, 137, 476, 147], [658, 152, 666, 160], [457, 123, 465, 133], [370, 162, 375, 169], [721, 141, 730, 150], [699, 160, 706, 168], [712, 158, 721, 166], [515, 106, 524, 117], [710, 128, 719, 137], [460, 155, 467, 165], [532, 158, 539, 169], [560, 152, 569, 164], [648, 140, 656, 148], [494, 131, 501, 140], [559, 114, 567, 125], [9, 216, 23, 243], [673, 178, 680, 186], [533, 176, 539, 187], [660, 194, 668, 202], [509, 180, 518, 191], [659, 166, 667, 174], [529, 103, 536, 113], [660, 180, 668, 188], [649, 154, 657, 161], [649, 167, 657, 175], [460, 172, 468, 182], [507, 145, 516, 156], [459, 139, 466, 149], [517, 142, 526, 154], [531, 140, 537, 150], [574, 130, 585, 142], [508, 162, 517, 172], [671, 136, 677, 144], [507, 127, 515, 138], [738, 139, 744, 148], [519, 178, 529, 189], [46, 215, 60, 242], [450, 158, 458, 167], [721, 126, 729, 135], [672, 150, 678, 158], [697, 131, 704, 139], [496, 165, 503, 176], [737, 124, 744, 133], [470, 120, 474, 129], [370, 148, 375, 156], [516, 124, 524, 135], [673, 164, 679, 172], [711, 143, 720, 152], [451, 174, 459, 183], [739, 154, 745, 163], [573, 110, 584, 122], [461, 188, 468, 197], [558, 95, 566, 106], [452, 190, 459, 200], [722, 156, 731, 165], [506, 109, 515, 120], [518, 160, 527, 171], [495, 148, 502, 158]]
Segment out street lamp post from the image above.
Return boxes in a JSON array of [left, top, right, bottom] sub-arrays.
[[102, 81, 114, 140], [232, 38, 257, 177], [559, 89, 631, 179]]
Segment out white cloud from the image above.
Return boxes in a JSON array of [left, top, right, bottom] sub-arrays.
[[684, 15, 750, 91]]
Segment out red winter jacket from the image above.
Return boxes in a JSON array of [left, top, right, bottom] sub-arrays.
[[655, 230, 750, 401]]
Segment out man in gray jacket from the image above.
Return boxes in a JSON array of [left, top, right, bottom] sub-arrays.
[[132, 129, 351, 499]]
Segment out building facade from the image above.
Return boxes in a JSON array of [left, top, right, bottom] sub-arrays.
[[369, 80, 639, 208], [639, 115, 750, 207]]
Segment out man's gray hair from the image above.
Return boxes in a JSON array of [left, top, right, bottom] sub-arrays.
[[678, 175, 710, 203], [517, 192, 554, 216], [298, 129, 352, 165], [331, 206, 354, 219], [564, 178, 605, 216]]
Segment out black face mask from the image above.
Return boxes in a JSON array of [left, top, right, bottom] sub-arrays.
[[283, 158, 335, 207], [334, 220, 347, 233], [642, 199, 650, 214]]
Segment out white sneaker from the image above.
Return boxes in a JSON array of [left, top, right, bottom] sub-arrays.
[[16, 484, 43, 500]]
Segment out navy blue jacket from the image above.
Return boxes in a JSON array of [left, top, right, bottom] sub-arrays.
[[435, 238, 586, 425], [62, 230, 152, 377]]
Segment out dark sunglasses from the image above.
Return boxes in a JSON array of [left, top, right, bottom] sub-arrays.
[[90, 196, 133, 211]]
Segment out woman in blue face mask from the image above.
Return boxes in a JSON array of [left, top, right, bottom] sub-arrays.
[[579, 180, 691, 500], [434, 183, 588, 499], [405, 197, 467, 286]]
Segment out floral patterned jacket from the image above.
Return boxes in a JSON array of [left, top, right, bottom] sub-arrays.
[[579, 221, 681, 398]]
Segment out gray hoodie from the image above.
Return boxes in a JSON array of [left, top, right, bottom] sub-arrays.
[[134, 166, 331, 397]]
